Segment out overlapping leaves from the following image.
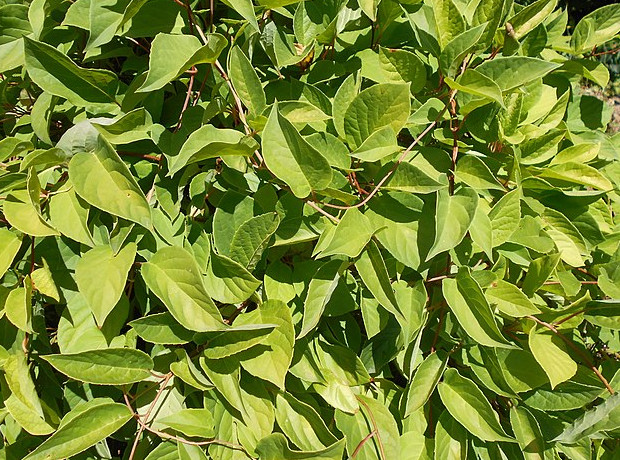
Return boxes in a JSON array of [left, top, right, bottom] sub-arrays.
[[1, 0, 619, 459]]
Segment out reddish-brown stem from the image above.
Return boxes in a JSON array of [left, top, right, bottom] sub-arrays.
[[554, 308, 587, 327], [425, 275, 451, 284], [123, 388, 247, 453], [127, 373, 173, 460], [314, 96, 453, 211], [527, 315, 614, 395], [306, 200, 340, 223], [118, 152, 161, 163], [352, 430, 377, 458], [209, 0, 215, 32], [175, 66, 198, 132], [193, 66, 212, 106], [586, 46, 620, 58], [356, 396, 386, 460]]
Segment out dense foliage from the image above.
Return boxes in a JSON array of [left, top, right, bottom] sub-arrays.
[[1, 0, 620, 458]]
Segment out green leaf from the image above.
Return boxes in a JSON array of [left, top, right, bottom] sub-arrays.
[[168, 125, 259, 176], [222, 0, 259, 31], [137, 33, 227, 92], [158, 409, 215, 438], [344, 82, 411, 149], [201, 324, 276, 359], [350, 126, 400, 162], [442, 270, 511, 348], [446, 69, 505, 107], [335, 394, 400, 459], [439, 24, 486, 78], [0, 228, 21, 279], [23, 37, 118, 106], [228, 46, 266, 118], [313, 208, 374, 259], [522, 254, 561, 297], [541, 209, 587, 268], [255, 433, 346, 460], [385, 162, 448, 194], [69, 135, 151, 228], [299, 260, 343, 339], [23, 399, 132, 460], [262, 102, 332, 198], [75, 243, 136, 326], [355, 240, 405, 323], [275, 391, 338, 451], [3, 190, 59, 237], [486, 280, 541, 317], [357, 0, 380, 20], [41, 348, 154, 384], [554, 393, 620, 443], [333, 73, 360, 140], [471, 0, 510, 47], [48, 183, 94, 246], [229, 212, 280, 270], [141, 246, 225, 332], [5, 276, 33, 333], [571, 4, 620, 53], [129, 313, 195, 344], [455, 155, 504, 191], [431, 0, 465, 49], [438, 368, 514, 442], [405, 352, 448, 416], [476, 57, 560, 91], [538, 163, 613, 191], [435, 411, 468, 460], [427, 187, 478, 259], [3, 353, 47, 427], [376, 47, 427, 93], [488, 189, 521, 247], [235, 300, 295, 389], [507, 0, 557, 39], [203, 252, 261, 304], [528, 327, 577, 388], [510, 406, 545, 460]]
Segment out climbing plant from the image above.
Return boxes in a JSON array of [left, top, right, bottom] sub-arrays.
[[1, 0, 620, 458]]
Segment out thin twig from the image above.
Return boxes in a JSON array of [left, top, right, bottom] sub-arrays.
[[127, 373, 173, 460], [352, 430, 377, 458], [356, 396, 386, 460], [175, 66, 198, 131], [554, 308, 587, 327], [118, 152, 161, 163], [305, 200, 340, 223], [123, 389, 247, 453], [316, 98, 452, 211], [527, 315, 614, 395]]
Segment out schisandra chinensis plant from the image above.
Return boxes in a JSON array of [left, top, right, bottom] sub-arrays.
[[1, 0, 620, 458]]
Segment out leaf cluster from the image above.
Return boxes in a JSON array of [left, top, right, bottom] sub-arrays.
[[1, 0, 620, 459]]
